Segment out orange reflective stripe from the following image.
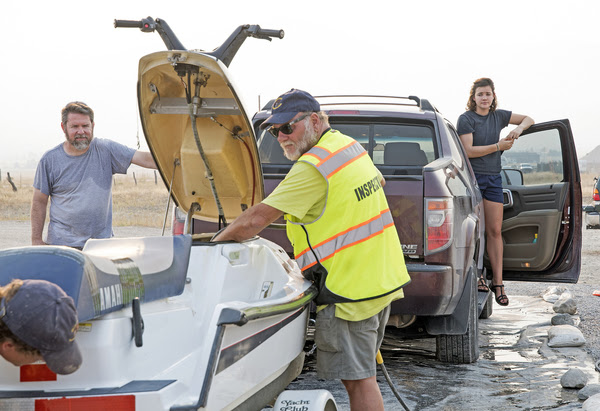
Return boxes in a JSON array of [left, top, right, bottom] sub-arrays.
[[295, 208, 391, 260], [303, 146, 331, 162], [313, 208, 391, 251], [303, 152, 324, 162], [296, 209, 394, 270], [298, 223, 395, 271], [313, 141, 366, 178], [325, 151, 367, 179], [316, 141, 357, 167]]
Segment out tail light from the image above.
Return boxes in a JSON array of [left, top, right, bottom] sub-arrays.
[[172, 206, 186, 235], [425, 198, 453, 254], [20, 364, 56, 382], [0, 396, 135, 410], [38, 396, 134, 410], [593, 187, 599, 201]]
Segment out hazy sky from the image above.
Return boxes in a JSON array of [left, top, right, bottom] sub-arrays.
[[1, 0, 599, 171]]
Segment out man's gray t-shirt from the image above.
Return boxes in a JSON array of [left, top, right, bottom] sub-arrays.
[[456, 109, 512, 175], [34, 138, 136, 247]]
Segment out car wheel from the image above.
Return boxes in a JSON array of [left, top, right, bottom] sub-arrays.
[[436, 267, 480, 364], [479, 290, 493, 320]]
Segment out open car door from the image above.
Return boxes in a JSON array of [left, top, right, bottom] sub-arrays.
[[486, 119, 581, 283]]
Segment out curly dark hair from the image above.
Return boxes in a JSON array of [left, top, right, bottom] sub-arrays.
[[0, 280, 41, 355], [466, 77, 498, 112]]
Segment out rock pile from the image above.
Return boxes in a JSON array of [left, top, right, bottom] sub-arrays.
[[543, 286, 600, 409]]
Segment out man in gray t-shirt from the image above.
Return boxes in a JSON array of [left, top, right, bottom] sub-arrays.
[[31, 102, 156, 249]]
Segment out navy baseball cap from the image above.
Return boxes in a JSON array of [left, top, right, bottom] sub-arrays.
[[261, 89, 320, 128], [0, 279, 82, 374]]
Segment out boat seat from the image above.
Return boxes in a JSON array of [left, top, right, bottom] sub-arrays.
[[0, 235, 192, 321]]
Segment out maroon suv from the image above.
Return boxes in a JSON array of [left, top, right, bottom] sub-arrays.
[[191, 95, 582, 364]]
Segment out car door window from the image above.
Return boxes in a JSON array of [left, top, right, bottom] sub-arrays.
[[372, 124, 436, 166], [501, 129, 563, 186], [331, 123, 370, 152]]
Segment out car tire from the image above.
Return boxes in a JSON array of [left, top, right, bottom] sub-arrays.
[[436, 268, 480, 364], [479, 291, 493, 320]]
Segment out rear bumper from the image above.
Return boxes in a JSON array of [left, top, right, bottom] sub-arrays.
[[390, 263, 455, 316]]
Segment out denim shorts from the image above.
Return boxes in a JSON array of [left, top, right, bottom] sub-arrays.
[[475, 173, 504, 204], [314, 304, 390, 380]]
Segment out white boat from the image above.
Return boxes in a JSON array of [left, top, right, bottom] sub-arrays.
[[0, 17, 336, 411]]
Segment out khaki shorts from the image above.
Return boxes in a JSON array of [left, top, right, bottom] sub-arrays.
[[315, 304, 390, 380]]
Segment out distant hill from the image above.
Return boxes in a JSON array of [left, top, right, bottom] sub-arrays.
[[579, 146, 600, 174]]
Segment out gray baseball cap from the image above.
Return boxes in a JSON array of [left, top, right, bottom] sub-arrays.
[[0, 279, 81, 374]]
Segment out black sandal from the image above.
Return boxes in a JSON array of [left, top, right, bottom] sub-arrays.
[[490, 284, 509, 306], [478, 276, 489, 292]]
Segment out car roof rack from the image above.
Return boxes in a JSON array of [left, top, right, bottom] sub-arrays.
[[259, 95, 438, 113], [313, 95, 437, 112]]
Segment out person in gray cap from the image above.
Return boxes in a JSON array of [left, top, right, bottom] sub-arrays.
[[214, 89, 410, 411], [0, 279, 82, 374]]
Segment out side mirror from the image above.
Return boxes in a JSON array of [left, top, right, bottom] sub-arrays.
[[501, 168, 524, 186]]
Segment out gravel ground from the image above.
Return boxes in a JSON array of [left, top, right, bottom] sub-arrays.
[[508, 226, 600, 364]]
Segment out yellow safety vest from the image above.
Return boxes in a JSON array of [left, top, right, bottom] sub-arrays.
[[286, 130, 410, 304]]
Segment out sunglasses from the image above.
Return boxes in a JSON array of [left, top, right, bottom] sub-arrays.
[[268, 113, 311, 138]]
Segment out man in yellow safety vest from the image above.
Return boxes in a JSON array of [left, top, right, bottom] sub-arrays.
[[213, 89, 410, 411]]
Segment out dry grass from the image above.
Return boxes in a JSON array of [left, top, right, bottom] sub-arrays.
[[0, 172, 170, 227], [111, 173, 171, 227], [1, 170, 598, 225], [0, 175, 34, 221], [581, 172, 597, 204]]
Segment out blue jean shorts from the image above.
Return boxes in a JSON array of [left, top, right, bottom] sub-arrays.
[[475, 173, 504, 204]]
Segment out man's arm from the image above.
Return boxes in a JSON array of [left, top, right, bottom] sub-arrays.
[[31, 188, 49, 245], [212, 203, 284, 242], [131, 151, 157, 169]]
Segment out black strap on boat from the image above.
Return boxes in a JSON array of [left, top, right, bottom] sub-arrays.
[[301, 225, 321, 271], [300, 225, 354, 305], [188, 73, 227, 229]]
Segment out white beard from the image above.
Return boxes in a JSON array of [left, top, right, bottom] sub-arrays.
[[282, 120, 320, 161]]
